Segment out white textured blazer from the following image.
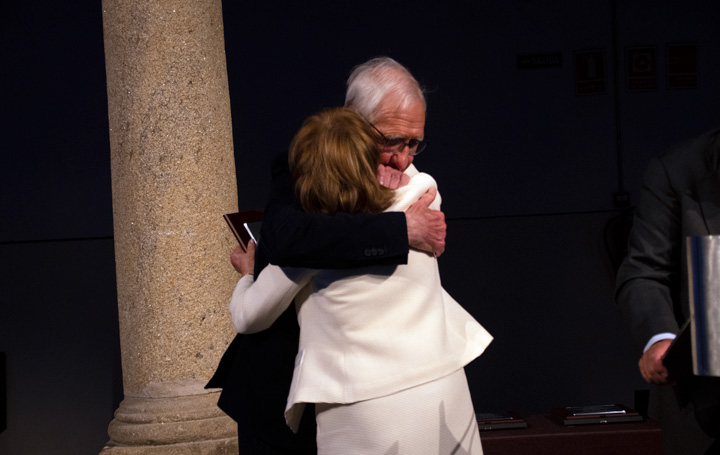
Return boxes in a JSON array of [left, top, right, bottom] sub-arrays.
[[229, 166, 493, 432]]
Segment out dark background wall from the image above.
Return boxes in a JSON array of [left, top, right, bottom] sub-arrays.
[[2, 1, 719, 453]]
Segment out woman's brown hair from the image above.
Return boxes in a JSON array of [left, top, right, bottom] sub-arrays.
[[289, 107, 395, 215]]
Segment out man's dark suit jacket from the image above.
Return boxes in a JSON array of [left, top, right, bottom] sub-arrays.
[[616, 127, 720, 444], [617, 128, 720, 350], [207, 153, 410, 451]]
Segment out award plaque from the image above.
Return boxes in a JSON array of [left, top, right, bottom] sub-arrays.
[[476, 411, 528, 430], [554, 404, 642, 426], [224, 210, 263, 251]]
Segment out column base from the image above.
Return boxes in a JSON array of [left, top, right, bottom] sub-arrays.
[[100, 390, 237, 455], [100, 437, 238, 455]]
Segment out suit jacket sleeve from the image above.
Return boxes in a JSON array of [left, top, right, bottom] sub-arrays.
[[616, 156, 683, 353], [259, 152, 410, 269]]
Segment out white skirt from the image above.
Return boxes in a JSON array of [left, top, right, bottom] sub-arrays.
[[314, 368, 483, 455]]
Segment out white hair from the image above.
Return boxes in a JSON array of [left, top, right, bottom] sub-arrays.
[[344, 57, 426, 123]]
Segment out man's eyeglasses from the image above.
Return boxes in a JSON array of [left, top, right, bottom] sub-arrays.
[[369, 123, 429, 156]]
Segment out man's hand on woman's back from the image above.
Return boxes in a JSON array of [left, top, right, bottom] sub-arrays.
[[406, 189, 446, 257]]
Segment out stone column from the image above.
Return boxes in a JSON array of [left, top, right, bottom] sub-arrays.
[[101, 1, 238, 453]]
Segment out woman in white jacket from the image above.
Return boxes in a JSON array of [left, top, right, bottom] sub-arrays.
[[229, 107, 492, 455]]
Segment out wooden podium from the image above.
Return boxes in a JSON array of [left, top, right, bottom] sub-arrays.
[[480, 414, 661, 455]]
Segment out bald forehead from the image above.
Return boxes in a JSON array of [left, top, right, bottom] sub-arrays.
[[373, 99, 425, 139], [374, 90, 425, 120]]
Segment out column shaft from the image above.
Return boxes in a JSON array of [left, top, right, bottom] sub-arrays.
[[101, 1, 239, 453]]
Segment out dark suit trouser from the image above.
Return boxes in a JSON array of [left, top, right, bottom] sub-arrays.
[[651, 383, 717, 455]]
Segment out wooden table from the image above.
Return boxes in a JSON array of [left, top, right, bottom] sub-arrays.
[[480, 414, 661, 455]]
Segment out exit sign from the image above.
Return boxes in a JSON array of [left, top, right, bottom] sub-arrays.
[[517, 52, 562, 70]]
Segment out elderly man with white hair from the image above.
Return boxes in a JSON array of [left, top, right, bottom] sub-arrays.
[[208, 57, 450, 455]]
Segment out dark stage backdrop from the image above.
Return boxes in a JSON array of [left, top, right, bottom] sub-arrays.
[[2, 1, 719, 453], [222, 0, 719, 418]]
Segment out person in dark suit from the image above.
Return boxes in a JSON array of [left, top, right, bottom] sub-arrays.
[[207, 57, 446, 454], [616, 127, 720, 455]]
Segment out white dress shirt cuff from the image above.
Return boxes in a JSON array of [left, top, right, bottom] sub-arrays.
[[643, 333, 676, 353]]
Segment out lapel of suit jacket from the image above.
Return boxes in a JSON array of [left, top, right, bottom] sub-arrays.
[[698, 131, 720, 235]]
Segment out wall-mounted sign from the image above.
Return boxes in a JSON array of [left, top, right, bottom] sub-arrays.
[[667, 43, 698, 89], [626, 47, 657, 92], [517, 52, 562, 70], [574, 50, 605, 95]]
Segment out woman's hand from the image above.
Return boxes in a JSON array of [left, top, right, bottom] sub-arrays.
[[230, 241, 256, 276]]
